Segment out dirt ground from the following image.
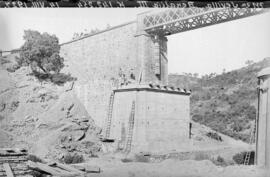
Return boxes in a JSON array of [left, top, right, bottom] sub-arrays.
[[74, 157, 268, 177]]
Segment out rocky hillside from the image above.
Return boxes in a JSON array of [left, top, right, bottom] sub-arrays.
[[0, 54, 102, 161], [169, 58, 270, 143]]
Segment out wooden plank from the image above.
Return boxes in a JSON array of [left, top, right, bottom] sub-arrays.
[[0, 160, 28, 164], [0, 163, 28, 172], [0, 157, 27, 161], [53, 162, 85, 174], [27, 161, 81, 177], [85, 165, 100, 173], [70, 164, 85, 171], [27, 161, 63, 176], [0, 148, 27, 154], [12, 170, 32, 175], [0, 156, 27, 160], [0, 152, 27, 156], [0, 167, 29, 173], [71, 164, 100, 173], [3, 163, 14, 177], [0, 170, 31, 177], [8, 163, 28, 169]]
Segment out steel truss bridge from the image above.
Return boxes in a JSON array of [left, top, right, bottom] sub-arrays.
[[139, 8, 268, 36]]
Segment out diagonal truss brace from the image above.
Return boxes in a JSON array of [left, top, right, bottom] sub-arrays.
[[142, 8, 267, 35]]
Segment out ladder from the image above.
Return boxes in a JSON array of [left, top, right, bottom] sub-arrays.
[[104, 92, 115, 139], [244, 123, 256, 165], [125, 101, 136, 153]]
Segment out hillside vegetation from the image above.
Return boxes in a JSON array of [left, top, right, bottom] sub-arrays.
[[169, 58, 270, 143]]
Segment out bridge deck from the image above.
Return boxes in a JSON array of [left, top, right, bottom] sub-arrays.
[[140, 8, 266, 36]]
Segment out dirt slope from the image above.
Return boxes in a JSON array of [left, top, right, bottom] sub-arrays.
[[77, 158, 267, 177], [0, 54, 102, 160]]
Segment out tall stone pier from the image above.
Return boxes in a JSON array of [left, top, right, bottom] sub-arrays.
[[136, 12, 168, 85], [256, 67, 270, 167], [60, 15, 169, 127]]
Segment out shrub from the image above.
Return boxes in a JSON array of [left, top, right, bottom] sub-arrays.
[[27, 154, 43, 163], [191, 94, 200, 102], [232, 151, 254, 165], [194, 152, 210, 161], [6, 67, 16, 73], [30, 71, 50, 81], [121, 158, 133, 163], [10, 101, 19, 112], [50, 73, 76, 85], [206, 132, 222, 141], [134, 154, 150, 163], [0, 58, 10, 65], [233, 151, 246, 164], [63, 153, 84, 164], [217, 156, 225, 163], [30, 171, 46, 177], [27, 155, 45, 176], [192, 114, 204, 122], [15, 56, 24, 67], [211, 156, 227, 166], [0, 115, 4, 121]]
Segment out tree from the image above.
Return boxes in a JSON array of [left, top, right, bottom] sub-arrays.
[[222, 68, 226, 74], [245, 60, 254, 66], [72, 32, 80, 40], [106, 24, 111, 29], [20, 30, 64, 76], [193, 73, 199, 78]]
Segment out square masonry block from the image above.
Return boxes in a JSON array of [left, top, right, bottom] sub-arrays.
[[108, 84, 191, 153]]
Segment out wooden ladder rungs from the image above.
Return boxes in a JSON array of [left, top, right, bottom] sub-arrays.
[[104, 92, 115, 138]]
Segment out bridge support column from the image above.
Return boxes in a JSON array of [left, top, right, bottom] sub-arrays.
[[136, 14, 168, 85], [158, 36, 168, 85], [256, 66, 270, 168]]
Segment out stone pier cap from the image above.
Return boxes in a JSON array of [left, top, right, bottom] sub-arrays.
[[258, 67, 270, 78], [113, 83, 191, 95]]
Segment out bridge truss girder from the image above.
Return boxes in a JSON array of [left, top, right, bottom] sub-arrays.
[[142, 8, 267, 36]]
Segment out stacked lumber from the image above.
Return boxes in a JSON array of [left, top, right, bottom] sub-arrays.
[[27, 161, 100, 177], [0, 148, 31, 177], [0, 148, 101, 177]]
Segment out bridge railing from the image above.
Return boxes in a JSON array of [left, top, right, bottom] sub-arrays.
[[138, 8, 266, 36], [142, 7, 215, 30]]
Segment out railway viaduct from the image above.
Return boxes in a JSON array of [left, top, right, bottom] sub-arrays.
[[60, 7, 270, 154], [60, 7, 265, 126]]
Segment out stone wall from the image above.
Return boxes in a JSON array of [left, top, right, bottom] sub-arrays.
[[142, 90, 190, 152], [60, 22, 139, 127], [110, 85, 191, 153], [60, 19, 171, 128]]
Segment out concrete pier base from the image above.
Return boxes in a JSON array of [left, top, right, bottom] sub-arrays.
[[108, 84, 191, 153]]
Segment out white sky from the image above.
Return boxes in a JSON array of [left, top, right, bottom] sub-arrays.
[[0, 9, 270, 76]]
